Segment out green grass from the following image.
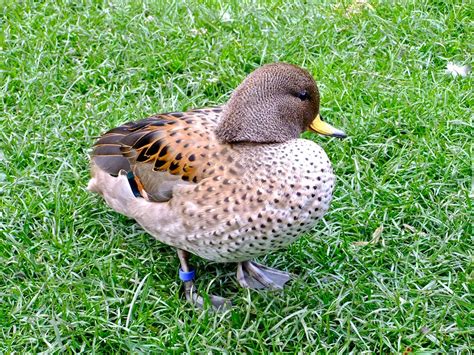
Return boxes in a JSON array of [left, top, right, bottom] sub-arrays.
[[1, 0, 472, 352]]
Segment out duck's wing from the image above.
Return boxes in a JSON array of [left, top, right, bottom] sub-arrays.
[[91, 107, 224, 202]]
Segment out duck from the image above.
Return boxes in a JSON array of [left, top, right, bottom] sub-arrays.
[[87, 63, 346, 309]]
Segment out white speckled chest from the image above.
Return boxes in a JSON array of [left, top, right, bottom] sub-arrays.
[[166, 139, 335, 262]]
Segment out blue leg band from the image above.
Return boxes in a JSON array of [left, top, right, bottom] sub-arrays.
[[179, 268, 196, 282]]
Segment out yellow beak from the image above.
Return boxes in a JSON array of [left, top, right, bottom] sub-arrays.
[[309, 114, 347, 138]]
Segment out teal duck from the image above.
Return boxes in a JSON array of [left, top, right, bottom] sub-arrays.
[[88, 63, 346, 309]]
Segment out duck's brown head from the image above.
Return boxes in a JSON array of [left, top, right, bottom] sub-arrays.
[[215, 63, 346, 143]]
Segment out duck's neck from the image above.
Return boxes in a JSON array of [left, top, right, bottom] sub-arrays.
[[215, 106, 302, 144]]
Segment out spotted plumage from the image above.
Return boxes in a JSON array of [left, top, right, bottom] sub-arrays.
[[93, 108, 228, 201], [88, 63, 346, 309]]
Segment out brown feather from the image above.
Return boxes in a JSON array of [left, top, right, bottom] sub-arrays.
[[91, 108, 227, 199]]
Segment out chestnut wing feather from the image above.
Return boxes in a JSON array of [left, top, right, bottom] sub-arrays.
[[91, 108, 223, 201]]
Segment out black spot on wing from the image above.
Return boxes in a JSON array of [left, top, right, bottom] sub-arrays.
[[120, 130, 151, 147], [154, 159, 167, 170], [114, 130, 157, 150], [169, 161, 180, 171], [136, 148, 150, 162], [149, 121, 168, 127], [132, 131, 160, 149], [145, 138, 165, 157], [158, 145, 169, 158]]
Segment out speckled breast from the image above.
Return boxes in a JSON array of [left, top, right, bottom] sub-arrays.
[[171, 139, 335, 263]]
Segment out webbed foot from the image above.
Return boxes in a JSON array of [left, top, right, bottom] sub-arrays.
[[183, 279, 231, 311], [237, 260, 291, 290], [178, 249, 231, 311]]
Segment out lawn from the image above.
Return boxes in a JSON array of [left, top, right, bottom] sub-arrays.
[[1, 0, 472, 352]]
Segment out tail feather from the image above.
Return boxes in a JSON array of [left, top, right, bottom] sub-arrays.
[[92, 118, 163, 176], [92, 128, 132, 176]]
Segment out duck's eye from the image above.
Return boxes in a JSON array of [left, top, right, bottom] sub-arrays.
[[297, 90, 311, 101]]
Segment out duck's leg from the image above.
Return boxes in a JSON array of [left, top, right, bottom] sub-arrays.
[[237, 260, 291, 290], [177, 249, 231, 310]]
